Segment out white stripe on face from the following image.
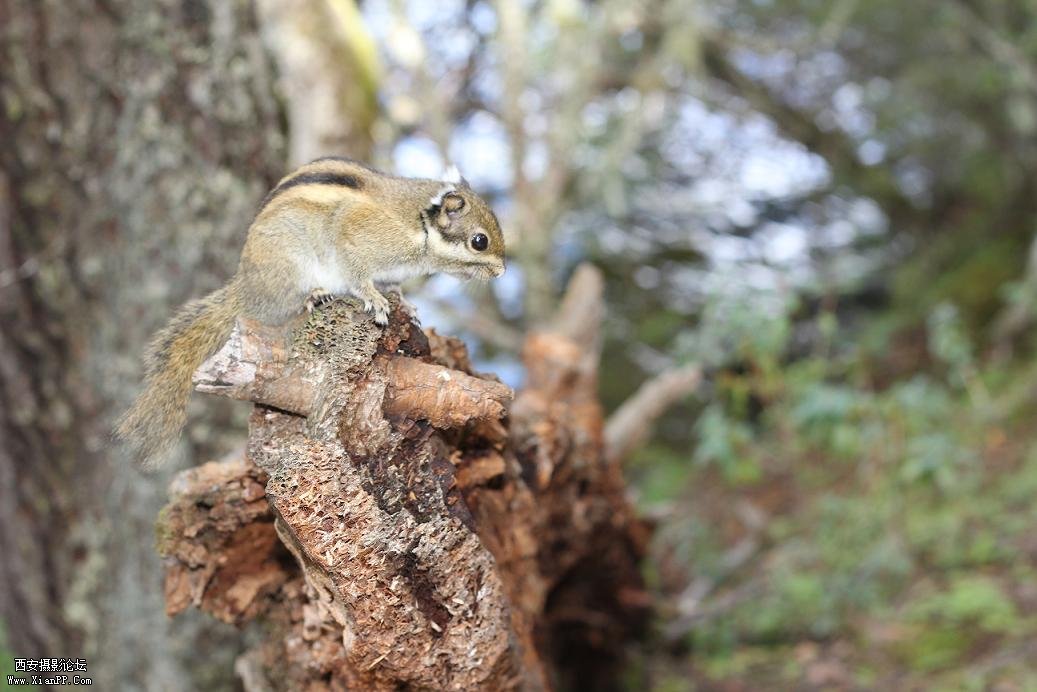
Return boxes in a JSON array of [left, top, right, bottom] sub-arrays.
[[425, 226, 475, 265]]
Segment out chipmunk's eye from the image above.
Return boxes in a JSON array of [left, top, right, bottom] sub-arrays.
[[470, 233, 489, 252]]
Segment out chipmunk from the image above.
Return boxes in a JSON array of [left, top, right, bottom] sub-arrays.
[[116, 157, 505, 468]]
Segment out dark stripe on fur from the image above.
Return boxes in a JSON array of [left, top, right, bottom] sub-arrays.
[[257, 172, 362, 212]]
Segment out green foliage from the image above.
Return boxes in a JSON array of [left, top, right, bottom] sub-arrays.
[[927, 304, 974, 384], [788, 382, 868, 459], [645, 288, 1037, 687], [901, 626, 975, 674], [500, 0, 1037, 686], [900, 576, 1020, 673], [633, 443, 694, 506], [907, 576, 1018, 634], [692, 404, 758, 483], [684, 290, 794, 371]]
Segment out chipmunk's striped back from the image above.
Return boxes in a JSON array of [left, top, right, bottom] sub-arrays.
[[255, 157, 377, 221]]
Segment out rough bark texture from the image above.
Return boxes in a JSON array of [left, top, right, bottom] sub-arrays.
[[159, 273, 649, 690], [0, 1, 287, 688]]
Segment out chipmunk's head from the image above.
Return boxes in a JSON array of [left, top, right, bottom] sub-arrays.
[[421, 166, 505, 280]]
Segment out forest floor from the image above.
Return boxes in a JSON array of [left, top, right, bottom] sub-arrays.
[[626, 316, 1037, 691]]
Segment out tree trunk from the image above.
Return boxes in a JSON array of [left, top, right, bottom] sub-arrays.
[[158, 269, 650, 690], [0, 1, 287, 687]]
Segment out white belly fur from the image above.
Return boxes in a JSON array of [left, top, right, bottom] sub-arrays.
[[298, 252, 429, 296], [373, 261, 429, 285], [299, 251, 352, 295]]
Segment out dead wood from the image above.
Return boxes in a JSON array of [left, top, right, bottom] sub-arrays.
[[158, 269, 649, 691], [605, 363, 702, 464]]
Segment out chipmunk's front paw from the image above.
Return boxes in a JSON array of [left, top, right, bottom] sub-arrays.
[[398, 294, 420, 324], [363, 293, 391, 326], [305, 289, 336, 314]]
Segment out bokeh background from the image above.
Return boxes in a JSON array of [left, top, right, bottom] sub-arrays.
[[3, 0, 1037, 689]]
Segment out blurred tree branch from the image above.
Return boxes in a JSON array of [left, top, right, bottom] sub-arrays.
[[663, 500, 767, 642], [489, 0, 680, 324], [605, 363, 702, 464], [258, 0, 378, 164], [948, 0, 1037, 95], [387, 0, 454, 155]]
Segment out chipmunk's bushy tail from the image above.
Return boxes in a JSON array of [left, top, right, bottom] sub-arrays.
[[115, 284, 241, 468]]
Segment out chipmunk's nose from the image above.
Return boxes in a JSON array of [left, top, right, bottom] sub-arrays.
[[493, 260, 505, 277]]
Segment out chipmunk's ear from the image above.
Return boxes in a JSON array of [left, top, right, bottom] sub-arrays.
[[441, 164, 469, 188]]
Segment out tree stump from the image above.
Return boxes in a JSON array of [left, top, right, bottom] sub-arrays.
[[156, 267, 649, 690]]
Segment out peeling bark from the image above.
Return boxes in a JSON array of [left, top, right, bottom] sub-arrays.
[[159, 271, 649, 690]]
